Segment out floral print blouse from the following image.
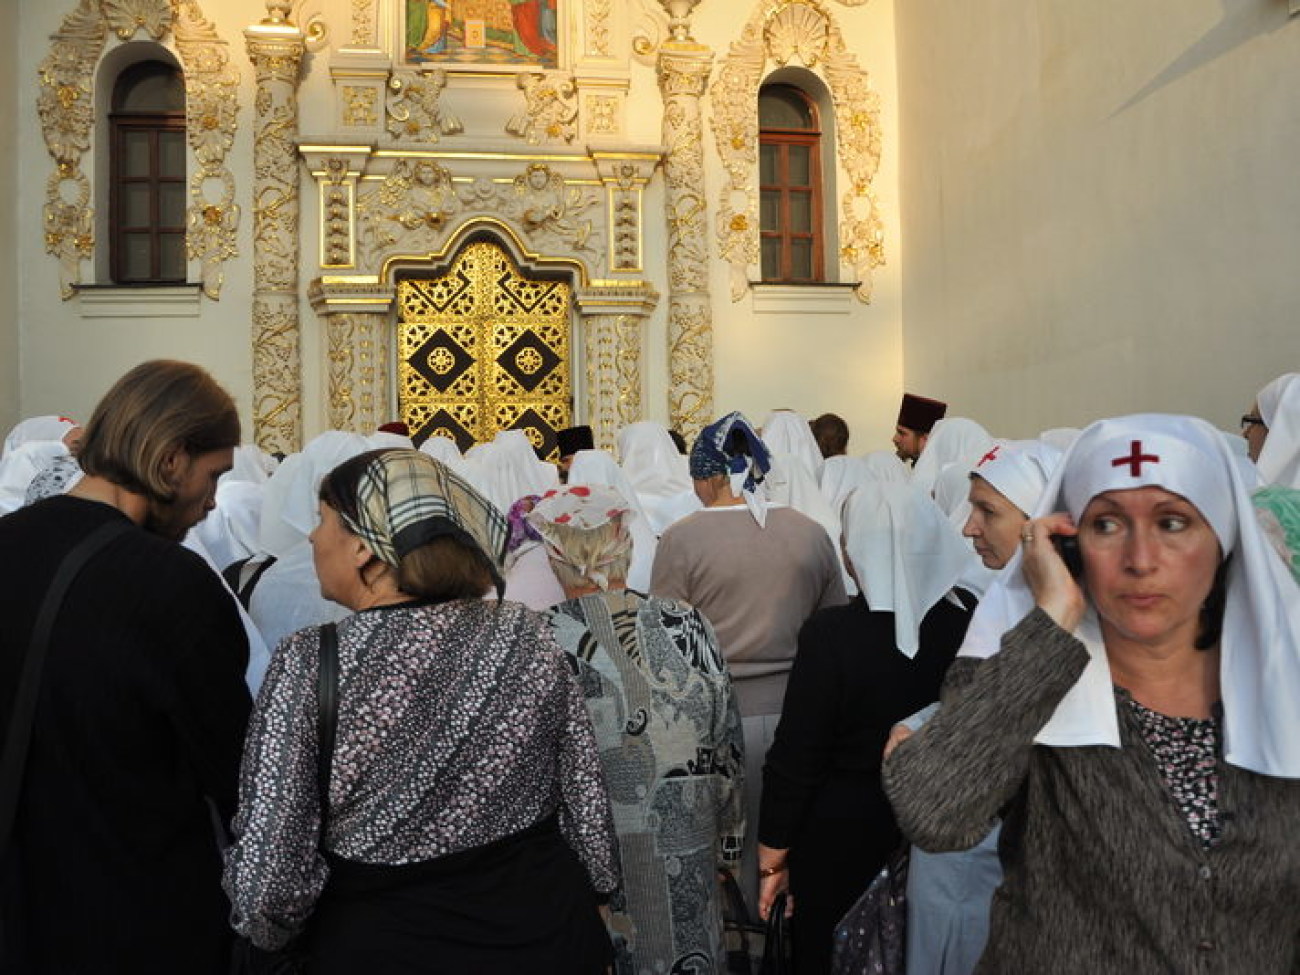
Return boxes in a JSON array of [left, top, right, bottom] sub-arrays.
[[224, 599, 619, 949]]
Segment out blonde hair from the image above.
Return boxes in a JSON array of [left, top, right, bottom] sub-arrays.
[[541, 518, 632, 591], [78, 360, 239, 502]]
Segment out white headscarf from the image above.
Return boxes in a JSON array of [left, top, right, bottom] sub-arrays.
[[767, 451, 850, 591], [257, 432, 373, 559], [820, 455, 876, 516], [960, 413, 1300, 778], [843, 481, 974, 657], [2, 415, 78, 459], [419, 434, 465, 473], [910, 417, 996, 497], [863, 450, 911, 485], [566, 449, 658, 592], [616, 421, 697, 535], [1255, 373, 1300, 488], [760, 410, 824, 481], [194, 481, 265, 572], [0, 441, 69, 515], [461, 429, 559, 514], [971, 440, 1063, 518]]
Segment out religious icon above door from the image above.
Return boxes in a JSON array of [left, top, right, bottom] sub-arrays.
[[397, 239, 572, 460], [404, 0, 559, 69]]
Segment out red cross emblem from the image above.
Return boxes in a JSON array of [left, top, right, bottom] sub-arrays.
[[1112, 440, 1160, 477], [978, 445, 1001, 466]]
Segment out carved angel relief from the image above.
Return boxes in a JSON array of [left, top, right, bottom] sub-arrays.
[[505, 72, 578, 145], [357, 158, 462, 261]]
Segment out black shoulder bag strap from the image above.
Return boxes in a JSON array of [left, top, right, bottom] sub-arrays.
[[0, 518, 131, 857], [316, 622, 339, 833]]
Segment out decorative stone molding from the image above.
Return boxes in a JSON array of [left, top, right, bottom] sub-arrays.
[[246, 8, 306, 453], [657, 42, 715, 440], [584, 0, 614, 58], [350, 0, 377, 47], [355, 157, 603, 273], [593, 152, 659, 273], [711, 0, 884, 302], [575, 284, 659, 449], [302, 146, 373, 269], [37, 0, 239, 299], [505, 73, 578, 145], [386, 69, 462, 143], [329, 49, 391, 137]]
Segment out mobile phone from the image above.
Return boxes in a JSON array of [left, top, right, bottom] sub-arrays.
[[1051, 533, 1083, 579]]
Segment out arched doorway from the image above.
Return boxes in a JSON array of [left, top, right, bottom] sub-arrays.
[[395, 239, 573, 460]]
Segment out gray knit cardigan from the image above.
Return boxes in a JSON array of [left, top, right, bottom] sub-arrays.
[[883, 608, 1300, 974]]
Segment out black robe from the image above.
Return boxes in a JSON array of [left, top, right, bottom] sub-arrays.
[[0, 496, 250, 974], [759, 591, 976, 975]]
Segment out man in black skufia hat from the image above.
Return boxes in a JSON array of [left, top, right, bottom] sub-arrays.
[[555, 424, 594, 483], [893, 393, 947, 465]]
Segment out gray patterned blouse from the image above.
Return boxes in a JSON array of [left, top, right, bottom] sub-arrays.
[[224, 598, 619, 949]]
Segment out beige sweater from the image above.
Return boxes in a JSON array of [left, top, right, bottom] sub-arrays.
[[649, 505, 847, 716]]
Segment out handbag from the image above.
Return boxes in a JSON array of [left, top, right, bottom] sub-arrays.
[[233, 622, 339, 975], [719, 869, 792, 975], [830, 844, 909, 975]]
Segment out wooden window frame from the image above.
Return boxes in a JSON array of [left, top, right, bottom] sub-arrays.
[[759, 88, 824, 284], [109, 111, 186, 285]]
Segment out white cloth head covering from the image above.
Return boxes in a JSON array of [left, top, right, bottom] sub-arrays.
[[3, 415, 78, 459], [566, 449, 658, 592], [368, 430, 415, 450], [760, 410, 824, 481], [842, 481, 974, 657], [0, 441, 69, 515], [767, 451, 850, 591], [1255, 373, 1300, 488], [615, 422, 698, 535], [418, 434, 465, 472], [460, 429, 559, 514], [862, 450, 911, 485], [247, 540, 350, 653], [182, 530, 271, 695], [970, 440, 1063, 518], [257, 432, 373, 559], [1038, 427, 1081, 453], [222, 445, 273, 487], [820, 455, 874, 516], [959, 413, 1300, 778], [194, 481, 265, 572], [910, 417, 996, 497]]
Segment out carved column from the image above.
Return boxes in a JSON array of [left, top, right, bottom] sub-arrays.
[[575, 285, 660, 450], [245, 6, 305, 453], [657, 40, 715, 441], [308, 281, 395, 435]]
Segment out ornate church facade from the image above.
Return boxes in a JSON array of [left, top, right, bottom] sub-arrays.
[[9, 0, 902, 456]]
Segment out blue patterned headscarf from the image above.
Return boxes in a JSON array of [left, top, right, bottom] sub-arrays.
[[689, 411, 773, 524]]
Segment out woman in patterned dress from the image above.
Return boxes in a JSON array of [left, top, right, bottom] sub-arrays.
[[224, 448, 618, 974], [530, 484, 745, 975]]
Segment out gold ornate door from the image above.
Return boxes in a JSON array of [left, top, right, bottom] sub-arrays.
[[396, 241, 572, 460]]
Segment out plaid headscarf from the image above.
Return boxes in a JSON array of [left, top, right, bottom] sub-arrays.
[[689, 411, 772, 525], [340, 449, 510, 597]]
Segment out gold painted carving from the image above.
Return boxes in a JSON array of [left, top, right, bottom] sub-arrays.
[[576, 285, 657, 449], [326, 312, 358, 429], [102, 0, 172, 39], [657, 44, 714, 439], [586, 0, 613, 57], [505, 73, 578, 145], [386, 69, 463, 142], [320, 159, 355, 267], [712, 0, 884, 302], [357, 158, 462, 263], [586, 95, 618, 135], [323, 311, 389, 431], [37, 0, 239, 299], [598, 161, 649, 272], [175, 0, 241, 299], [247, 17, 305, 453], [342, 85, 379, 126], [351, 0, 376, 46], [37, 1, 104, 298]]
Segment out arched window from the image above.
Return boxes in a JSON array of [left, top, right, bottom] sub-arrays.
[[758, 84, 824, 283], [109, 61, 186, 284]]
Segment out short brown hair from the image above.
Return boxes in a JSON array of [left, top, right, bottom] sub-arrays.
[[810, 413, 849, 458], [78, 360, 240, 502]]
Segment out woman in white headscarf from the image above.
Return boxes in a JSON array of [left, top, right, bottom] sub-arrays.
[[460, 428, 558, 514], [884, 414, 1300, 974], [760, 409, 824, 481], [757, 482, 977, 975], [910, 418, 996, 498], [1246, 373, 1300, 487], [616, 421, 699, 535]]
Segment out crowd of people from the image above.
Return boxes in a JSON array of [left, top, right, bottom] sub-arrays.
[[2, 359, 1300, 974]]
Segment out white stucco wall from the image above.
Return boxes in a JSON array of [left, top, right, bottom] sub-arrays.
[[896, 1, 1300, 438], [11, 0, 903, 455]]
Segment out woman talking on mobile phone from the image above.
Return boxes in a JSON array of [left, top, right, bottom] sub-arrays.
[[885, 414, 1300, 973]]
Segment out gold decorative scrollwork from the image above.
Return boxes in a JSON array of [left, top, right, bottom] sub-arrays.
[[586, 0, 613, 57], [711, 0, 884, 302], [102, 0, 173, 40], [386, 69, 463, 143]]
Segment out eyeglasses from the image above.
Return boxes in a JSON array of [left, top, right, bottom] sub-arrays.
[[1241, 414, 1267, 429]]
